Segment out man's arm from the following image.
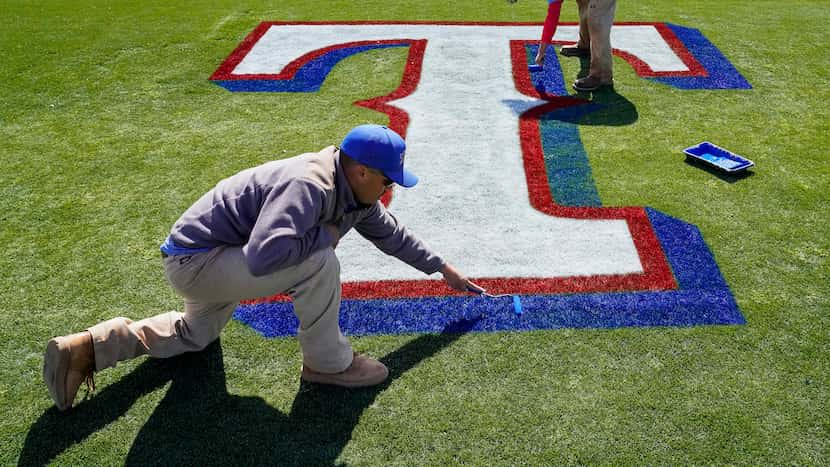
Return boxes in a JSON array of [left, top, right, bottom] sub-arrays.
[[355, 203, 483, 292], [536, 0, 564, 65], [354, 202, 443, 274]]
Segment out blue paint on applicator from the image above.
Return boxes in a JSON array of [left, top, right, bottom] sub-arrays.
[[468, 287, 523, 316], [512, 295, 523, 315], [528, 64, 543, 73]]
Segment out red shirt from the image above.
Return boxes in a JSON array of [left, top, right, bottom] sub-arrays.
[[541, 0, 564, 45]]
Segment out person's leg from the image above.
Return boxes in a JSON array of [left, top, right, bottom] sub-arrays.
[[45, 245, 377, 410], [86, 248, 242, 371], [45, 248, 244, 411], [573, 0, 616, 90], [288, 247, 387, 387], [288, 249, 353, 373], [170, 245, 384, 384], [586, 0, 616, 81], [46, 298, 237, 412], [168, 246, 354, 373], [87, 303, 237, 371], [185, 245, 384, 385], [561, 0, 592, 56], [576, 0, 592, 50], [90, 246, 352, 373]]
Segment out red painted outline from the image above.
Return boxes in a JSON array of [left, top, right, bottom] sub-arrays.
[[509, 39, 676, 294], [356, 39, 427, 207], [222, 22, 680, 303], [353, 40, 426, 141], [536, 22, 705, 78], [212, 38, 418, 81], [210, 22, 272, 81], [211, 21, 706, 81], [611, 23, 706, 77]]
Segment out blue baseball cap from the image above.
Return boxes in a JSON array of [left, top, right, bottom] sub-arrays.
[[340, 124, 418, 188]]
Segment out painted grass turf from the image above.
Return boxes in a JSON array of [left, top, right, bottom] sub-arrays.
[[1, 0, 827, 464]]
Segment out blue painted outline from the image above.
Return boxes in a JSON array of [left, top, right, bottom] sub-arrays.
[[523, 44, 603, 207], [213, 43, 410, 93], [651, 24, 752, 90], [234, 208, 744, 337], [528, 44, 568, 97]]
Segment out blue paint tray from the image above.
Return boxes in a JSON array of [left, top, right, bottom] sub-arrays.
[[683, 141, 754, 173]]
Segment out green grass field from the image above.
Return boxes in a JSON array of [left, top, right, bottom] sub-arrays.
[[2, 1, 828, 465]]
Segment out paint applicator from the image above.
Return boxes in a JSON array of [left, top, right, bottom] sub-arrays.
[[467, 287, 523, 315]]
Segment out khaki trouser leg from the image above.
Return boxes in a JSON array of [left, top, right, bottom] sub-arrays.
[[586, 0, 617, 81], [575, 0, 591, 50], [89, 246, 352, 374], [87, 303, 235, 372]]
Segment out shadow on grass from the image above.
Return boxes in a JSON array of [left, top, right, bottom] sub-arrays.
[[683, 158, 756, 183], [506, 50, 638, 129], [545, 85, 638, 127], [563, 55, 638, 127], [19, 317, 480, 467]]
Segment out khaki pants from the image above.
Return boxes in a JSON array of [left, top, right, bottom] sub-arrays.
[[88, 246, 353, 374], [575, 0, 617, 81]]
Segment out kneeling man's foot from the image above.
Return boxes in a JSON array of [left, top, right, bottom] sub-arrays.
[[301, 353, 389, 388], [43, 331, 96, 411]]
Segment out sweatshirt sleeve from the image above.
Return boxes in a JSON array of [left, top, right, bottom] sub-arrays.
[[354, 202, 445, 275], [541, 0, 563, 45], [242, 179, 333, 276]]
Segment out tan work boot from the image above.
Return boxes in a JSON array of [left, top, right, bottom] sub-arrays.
[[301, 353, 388, 388], [43, 331, 96, 411]]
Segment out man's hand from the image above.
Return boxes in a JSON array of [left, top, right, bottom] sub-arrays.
[[535, 43, 546, 65], [440, 263, 484, 293], [324, 224, 341, 248]]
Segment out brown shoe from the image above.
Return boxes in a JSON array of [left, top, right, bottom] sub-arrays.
[[43, 331, 96, 411], [301, 353, 388, 388], [560, 45, 590, 57], [572, 75, 613, 92]]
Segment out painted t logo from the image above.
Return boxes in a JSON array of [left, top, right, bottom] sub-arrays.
[[213, 21, 749, 335]]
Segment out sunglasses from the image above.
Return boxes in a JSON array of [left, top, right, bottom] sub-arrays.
[[370, 168, 395, 188]]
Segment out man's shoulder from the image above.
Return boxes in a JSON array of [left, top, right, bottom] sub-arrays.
[[292, 146, 337, 191], [247, 147, 336, 189]]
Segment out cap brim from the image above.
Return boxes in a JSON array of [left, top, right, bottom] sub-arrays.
[[388, 168, 418, 188]]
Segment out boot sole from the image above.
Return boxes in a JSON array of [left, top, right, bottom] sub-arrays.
[[572, 81, 613, 92], [560, 48, 590, 57], [43, 337, 71, 411], [301, 367, 388, 388]]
